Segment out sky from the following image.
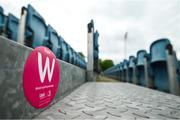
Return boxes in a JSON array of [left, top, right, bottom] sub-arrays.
[[0, 0, 179, 64]]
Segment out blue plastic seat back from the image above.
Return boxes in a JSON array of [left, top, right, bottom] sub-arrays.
[[0, 6, 3, 23], [70, 48, 75, 64], [94, 50, 98, 59], [78, 55, 85, 68], [68, 46, 73, 64], [151, 62, 169, 92], [94, 31, 99, 50], [77, 55, 81, 66], [78, 55, 83, 67], [128, 68, 133, 83], [47, 25, 61, 58], [82, 60, 86, 69], [137, 66, 145, 86], [173, 52, 180, 82], [72, 51, 77, 65], [84, 61, 87, 69], [114, 64, 120, 78], [71, 49, 74, 64], [177, 60, 180, 82], [118, 63, 123, 79], [123, 59, 129, 70], [79, 57, 83, 68], [93, 31, 99, 61], [150, 39, 170, 63], [65, 44, 69, 62], [137, 50, 147, 66], [7, 14, 19, 41], [60, 38, 69, 62], [119, 62, 123, 72], [75, 52, 79, 66], [0, 6, 5, 33], [78, 58, 82, 68], [129, 56, 136, 68], [25, 4, 48, 48]]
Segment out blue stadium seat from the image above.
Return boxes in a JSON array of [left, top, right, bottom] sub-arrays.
[[144, 53, 154, 88], [176, 59, 180, 84], [128, 56, 136, 83], [94, 50, 98, 60], [67, 45, 73, 64], [136, 50, 147, 86], [24, 4, 48, 48], [82, 60, 86, 69], [75, 52, 79, 66], [119, 62, 123, 81], [72, 51, 77, 65], [115, 64, 121, 80], [0, 6, 5, 34], [60, 37, 69, 62], [93, 31, 99, 60], [150, 38, 171, 92], [47, 25, 61, 59], [120, 62, 125, 82], [77, 54, 86, 69], [6, 13, 19, 41], [78, 56, 82, 68], [172, 52, 180, 90], [75, 54, 79, 66], [123, 59, 129, 82], [77, 54, 81, 67], [94, 31, 99, 48], [79, 58, 83, 68]]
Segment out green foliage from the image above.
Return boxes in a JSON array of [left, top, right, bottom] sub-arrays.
[[78, 52, 85, 58], [100, 59, 114, 71]]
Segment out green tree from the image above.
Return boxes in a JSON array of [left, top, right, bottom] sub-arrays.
[[100, 59, 114, 71]]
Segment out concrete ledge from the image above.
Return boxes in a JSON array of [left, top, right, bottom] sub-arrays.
[[0, 36, 86, 119]]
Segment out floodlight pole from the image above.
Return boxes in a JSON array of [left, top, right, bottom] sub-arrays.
[[124, 32, 128, 59]]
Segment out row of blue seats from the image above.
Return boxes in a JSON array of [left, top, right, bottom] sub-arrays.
[[0, 7, 19, 41], [0, 4, 86, 69], [93, 30, 99, 60], [105, 38, 180, 94]]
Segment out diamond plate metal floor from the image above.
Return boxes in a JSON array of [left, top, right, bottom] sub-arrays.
[[36, 82, 180, 120]]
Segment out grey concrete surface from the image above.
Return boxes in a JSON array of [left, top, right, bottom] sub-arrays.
[[37, 82, 180, 120], [0, 36, 86, 119], [86, 71, 98, 82]]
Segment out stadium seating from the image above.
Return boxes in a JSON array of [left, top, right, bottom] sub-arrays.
[[72, 51, 77, 65], [0, 6, 5, 34], [150, 38, 170, 92], [93, 31, 99, 60], [60, 38, 69, 62], [136, 50, 147, 86], [6, 13, 19, 41], [47, 25, 61, 59], [24, 4, 48, 48], [67, 44, 72, 63], [0, 4, 87, 69], [123, 59, 129, 82], [119, 62, 123, 81], [128, 56, 136, 83]]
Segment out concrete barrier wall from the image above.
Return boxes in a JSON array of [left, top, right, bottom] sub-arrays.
[[0, 36, 86, 119]]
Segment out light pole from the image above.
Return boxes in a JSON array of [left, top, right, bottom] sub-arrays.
[[124, 32, 128, 58]]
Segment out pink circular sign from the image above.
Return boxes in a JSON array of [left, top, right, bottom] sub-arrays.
[[23, 46, 60, 109]]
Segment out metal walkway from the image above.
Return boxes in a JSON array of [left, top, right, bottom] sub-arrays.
[[36, 82, 180, 120]]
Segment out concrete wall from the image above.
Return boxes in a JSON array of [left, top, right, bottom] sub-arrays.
[[0, 36, 86, 119]]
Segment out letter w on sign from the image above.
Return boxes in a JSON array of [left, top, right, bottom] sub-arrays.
[[38, 52, 55, 83]]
